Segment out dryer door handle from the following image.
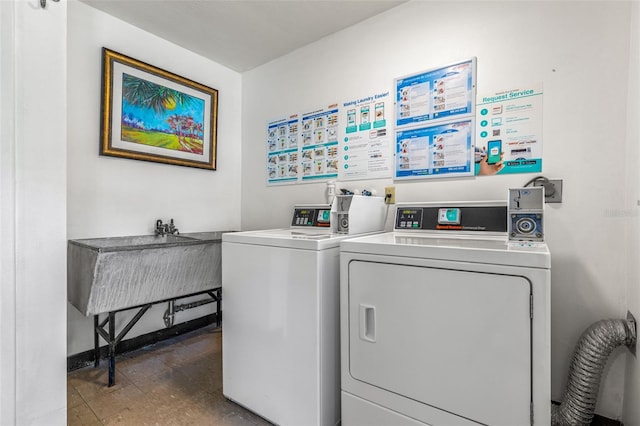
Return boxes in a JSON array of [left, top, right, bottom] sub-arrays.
[[359, 304, 376, 342]]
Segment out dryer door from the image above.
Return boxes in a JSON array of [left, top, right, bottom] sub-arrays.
[[347, 260, 531, 426]]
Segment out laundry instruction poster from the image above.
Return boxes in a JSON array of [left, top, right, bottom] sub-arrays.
[[300, 104, 339, 182], [266, 104, 340, 185], [339, 90, 393, 181], [396, 58, 476, 127], [267, 115, 300, 185], [396, 119, 474, 179], [394, 58, 476, 180], [475, 84, 543, 176]]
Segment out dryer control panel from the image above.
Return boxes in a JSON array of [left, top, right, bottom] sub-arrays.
[[395, 203, 507, 233]]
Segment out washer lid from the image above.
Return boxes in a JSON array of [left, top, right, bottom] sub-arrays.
[[223, 228, 370, 250], [340, 232, 550, 269]]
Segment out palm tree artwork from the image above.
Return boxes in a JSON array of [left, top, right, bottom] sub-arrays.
[[121, 73, 205, 154]]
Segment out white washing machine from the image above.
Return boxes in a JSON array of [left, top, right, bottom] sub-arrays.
[[340, 201, 550, 426], [223, 197, 387, 426]]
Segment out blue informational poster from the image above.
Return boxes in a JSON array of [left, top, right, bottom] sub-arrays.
[[266, 104, 340, 186], [394, 58, 477, 180], [475, 84, 543, 176], [300, 105, 339, 182], [267, 115, 299, 184], [396, 58, 476, 127], [396, 119, 474, 179]]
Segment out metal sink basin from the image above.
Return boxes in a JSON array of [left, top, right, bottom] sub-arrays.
[[70, 234, 198, 251], [68, 232, 230, 316]]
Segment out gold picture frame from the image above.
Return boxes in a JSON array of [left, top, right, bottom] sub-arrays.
[[100, 48, 218, 170]]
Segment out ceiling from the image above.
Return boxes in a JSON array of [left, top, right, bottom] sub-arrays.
[[79, 0, 408, 72]]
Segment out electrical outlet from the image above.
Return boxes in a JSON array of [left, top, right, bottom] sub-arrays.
[[384, 186, 396, 204], [534, 179, 563, 203]]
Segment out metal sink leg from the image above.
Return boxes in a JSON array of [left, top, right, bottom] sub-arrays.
[[94, 305, 151, 386], [91, 287, 221, 387]]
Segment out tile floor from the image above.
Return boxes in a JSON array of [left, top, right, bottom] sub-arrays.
[[67, 325, 271, 425], [67, 324, 621, 426]]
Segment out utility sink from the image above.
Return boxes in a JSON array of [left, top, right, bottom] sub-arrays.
[[72, 234, 197, 250], [68, 232, 229, 316]]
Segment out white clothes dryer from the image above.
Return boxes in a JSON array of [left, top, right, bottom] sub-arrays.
[[222, 198, 387, 426], [339, 201, 550, 426]]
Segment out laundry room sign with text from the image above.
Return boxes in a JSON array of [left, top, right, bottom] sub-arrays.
[[475, 83, 543, 176], [394, 58, 477, 181], [339, 90, 394, 181], [267, 104, 340, 185]]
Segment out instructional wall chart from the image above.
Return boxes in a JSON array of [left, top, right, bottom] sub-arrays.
[[475, 84, 543, 175], [267, 104, 339, 185], [267, 115, 300, 184], [339, 91, 393, 181], [266, 58, 544, 185], [394, 58, 477, 180], [300, 105, 339, 181], [397, 119, 474, 178]]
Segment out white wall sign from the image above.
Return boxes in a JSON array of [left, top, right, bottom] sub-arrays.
[[339, 90, 393, 181]]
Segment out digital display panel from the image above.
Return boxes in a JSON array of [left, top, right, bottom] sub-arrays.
[[291, 208, 331, 227]]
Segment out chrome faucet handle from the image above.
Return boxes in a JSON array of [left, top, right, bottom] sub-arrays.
[[155, 219, 165, 236], [168, 219, 179, 235]]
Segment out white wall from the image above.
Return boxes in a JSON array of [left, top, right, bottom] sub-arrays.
[[1, 0, 67, 424], [242, 1, 637, 421], [0, 3, 17, 421], [623, 2, 640, 424], [67, 1, 242, 356]]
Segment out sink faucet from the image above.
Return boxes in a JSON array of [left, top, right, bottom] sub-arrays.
[[167, 218, 179, 235], [155, 219, 179, 236], [155, 219, 166, 236]]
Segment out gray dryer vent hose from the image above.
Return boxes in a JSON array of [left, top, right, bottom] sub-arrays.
[[552, 316, 637, 426]]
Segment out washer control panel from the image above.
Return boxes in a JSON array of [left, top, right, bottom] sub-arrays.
[[291, 206, 331, 228]]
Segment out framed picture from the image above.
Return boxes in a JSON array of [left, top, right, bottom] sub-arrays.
[[100, 48, 218, 170]]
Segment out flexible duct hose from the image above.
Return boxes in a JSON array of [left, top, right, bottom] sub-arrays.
[[552, 317, 637, 426]]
